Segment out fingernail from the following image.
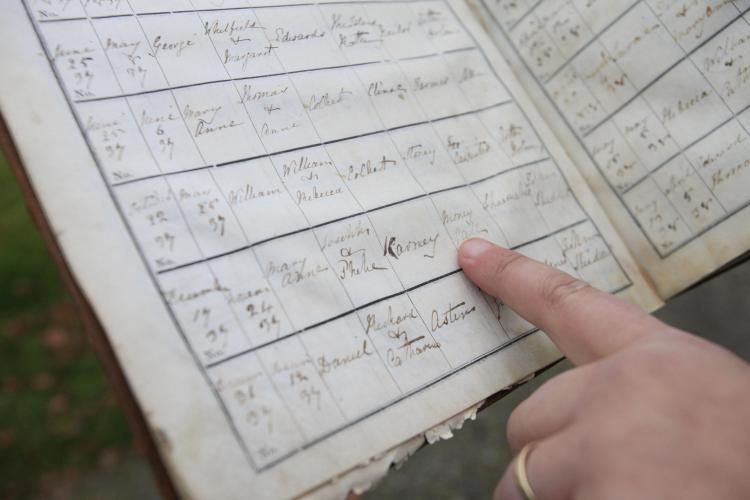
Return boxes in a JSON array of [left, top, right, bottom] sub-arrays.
[[459, 239, 494, 260]]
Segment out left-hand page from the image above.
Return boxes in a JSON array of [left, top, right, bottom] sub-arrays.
[[0, 1, 659, 498]]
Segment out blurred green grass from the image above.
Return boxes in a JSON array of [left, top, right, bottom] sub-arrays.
[[0, 153, 64, 316], [0, 150, 132, 498]]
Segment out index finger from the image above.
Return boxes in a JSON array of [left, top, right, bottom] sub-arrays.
[[458, 238, 662, 365]]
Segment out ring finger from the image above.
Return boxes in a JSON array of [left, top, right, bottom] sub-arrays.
[[495, 431, 580, 500], [507, 362, 597, 454]]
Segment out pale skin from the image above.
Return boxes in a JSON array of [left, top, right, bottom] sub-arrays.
[[457, 238, 750, 500]]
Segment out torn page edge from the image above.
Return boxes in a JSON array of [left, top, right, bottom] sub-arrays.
[[300, 401, 484, 500], [302, 358, 563, 500]]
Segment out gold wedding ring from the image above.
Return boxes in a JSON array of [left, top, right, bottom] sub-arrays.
[[514, 442, 538, 500]]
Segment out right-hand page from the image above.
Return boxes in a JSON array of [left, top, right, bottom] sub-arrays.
[[474, 0, 750, 299]]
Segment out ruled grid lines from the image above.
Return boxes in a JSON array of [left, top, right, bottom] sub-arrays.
[[24, 0, 634, 472], [483, 0, 750, 258]]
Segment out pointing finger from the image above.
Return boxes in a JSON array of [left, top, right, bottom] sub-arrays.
[[459, 239, 663, 364]]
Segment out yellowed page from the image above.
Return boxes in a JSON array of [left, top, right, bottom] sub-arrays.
[[476, 0, 750, 298], [1, 0, 659, 498]]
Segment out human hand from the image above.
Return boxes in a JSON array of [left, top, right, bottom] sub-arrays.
[[458, 239, 750, 500]]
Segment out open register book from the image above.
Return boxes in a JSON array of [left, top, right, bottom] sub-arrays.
[[1, 0, 748, 498]]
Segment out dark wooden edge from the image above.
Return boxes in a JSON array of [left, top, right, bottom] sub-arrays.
[[0, 112, 179, 500]]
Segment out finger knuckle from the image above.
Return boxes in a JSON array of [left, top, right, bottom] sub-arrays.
[[540, 273, 590, 310]]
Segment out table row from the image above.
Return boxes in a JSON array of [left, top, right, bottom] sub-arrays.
[[76, 51, 514, 185], [117, 151, 576, 273], [37, 0, 475, 97]]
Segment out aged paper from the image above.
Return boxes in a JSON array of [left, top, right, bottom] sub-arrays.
[[1, 0, 659, 498], [478, 0, 750, 298]]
